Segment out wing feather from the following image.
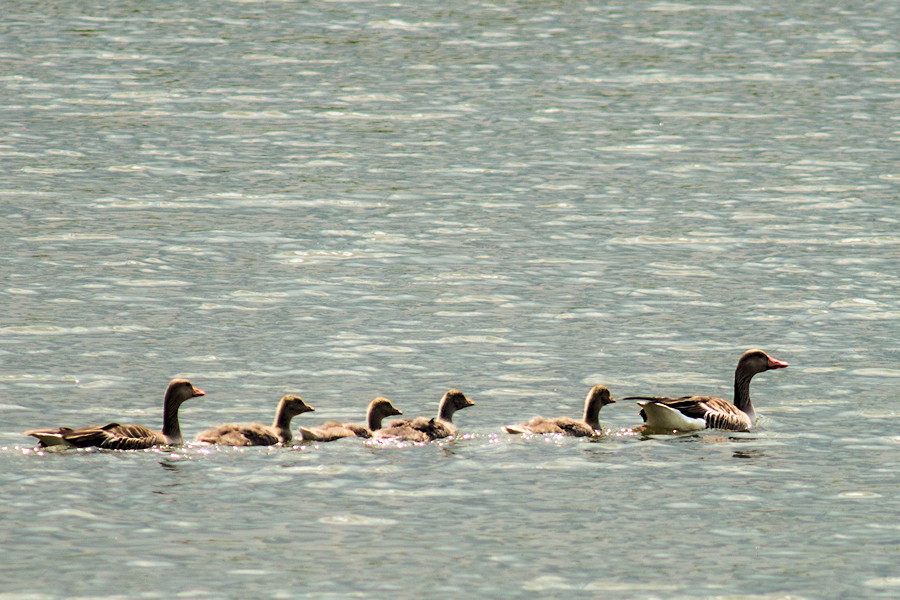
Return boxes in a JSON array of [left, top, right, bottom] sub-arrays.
[[196, 423, 281, 446], [60, 423, 165, 449], [626, 395, 752, 432]]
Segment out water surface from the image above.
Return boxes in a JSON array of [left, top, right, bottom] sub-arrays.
[[1, 0, 898, 598]]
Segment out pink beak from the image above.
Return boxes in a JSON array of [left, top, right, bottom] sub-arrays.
[[193, 387, 207, 397], [767, 357, 789, 369]]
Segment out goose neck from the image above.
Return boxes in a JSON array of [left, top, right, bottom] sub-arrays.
[[161, 402, 183, 444], [272, 410, 295, 443], [367, 410, 385, 431], [583, 405, 602, 430], [733, 370, 756, 420]]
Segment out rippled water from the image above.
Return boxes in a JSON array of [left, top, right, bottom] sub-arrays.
[[2, 0, 898, 598]]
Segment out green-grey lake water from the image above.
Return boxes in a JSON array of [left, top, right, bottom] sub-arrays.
[[2, 0, 898, 598]]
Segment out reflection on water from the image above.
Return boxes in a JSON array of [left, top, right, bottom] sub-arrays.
[[732, 449, 768, 460]]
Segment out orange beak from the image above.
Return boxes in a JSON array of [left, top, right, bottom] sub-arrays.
[[767, 357, 789, 369]]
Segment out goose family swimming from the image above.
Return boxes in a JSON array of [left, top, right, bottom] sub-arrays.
[[504, 384, 615, 436], [21, 349, 789, 449], [375, 389, 474, 442], [624, 349, 788, 433], [23, 379, 205, 450], [299, 396, 403, 442], [195, 394, 315, 446]]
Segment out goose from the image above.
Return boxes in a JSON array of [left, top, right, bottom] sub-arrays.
[[298, 396, 402, 442], [624, 349, 788, 433], [503, 384, 615, 436], [195, 394, 315, 446], [375, 389, 474, 442], [23, 378, 205, 449]]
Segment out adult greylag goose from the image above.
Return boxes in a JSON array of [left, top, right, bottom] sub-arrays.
[[624, 349, 788, 433], [23, 378, 205, 449], [375, 389, 474, 442], [298, 396, 402, 442], [503, 384, 615, 436], [195, 394, 315, 446]]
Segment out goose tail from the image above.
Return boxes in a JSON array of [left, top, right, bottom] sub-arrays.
[[22, 428, 73, 448], [297, 426, 321, 442]]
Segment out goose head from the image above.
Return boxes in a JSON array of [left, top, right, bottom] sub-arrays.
[[278, 394, 316, 419], [583, 384, 615, 427], [368, 397, 403, 429], [738, 349, 789, 376], [437, 389, 475, 421], [165, 379, 206, 407]]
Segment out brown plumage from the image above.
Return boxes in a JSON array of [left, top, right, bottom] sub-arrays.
[[503, 384, 615, 436], [23, 379, 205, 450], [375, 389, 474, 442], [195, 394, 315, 446], [299, 397, 402, 442], [624, 349, 789, 433]]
